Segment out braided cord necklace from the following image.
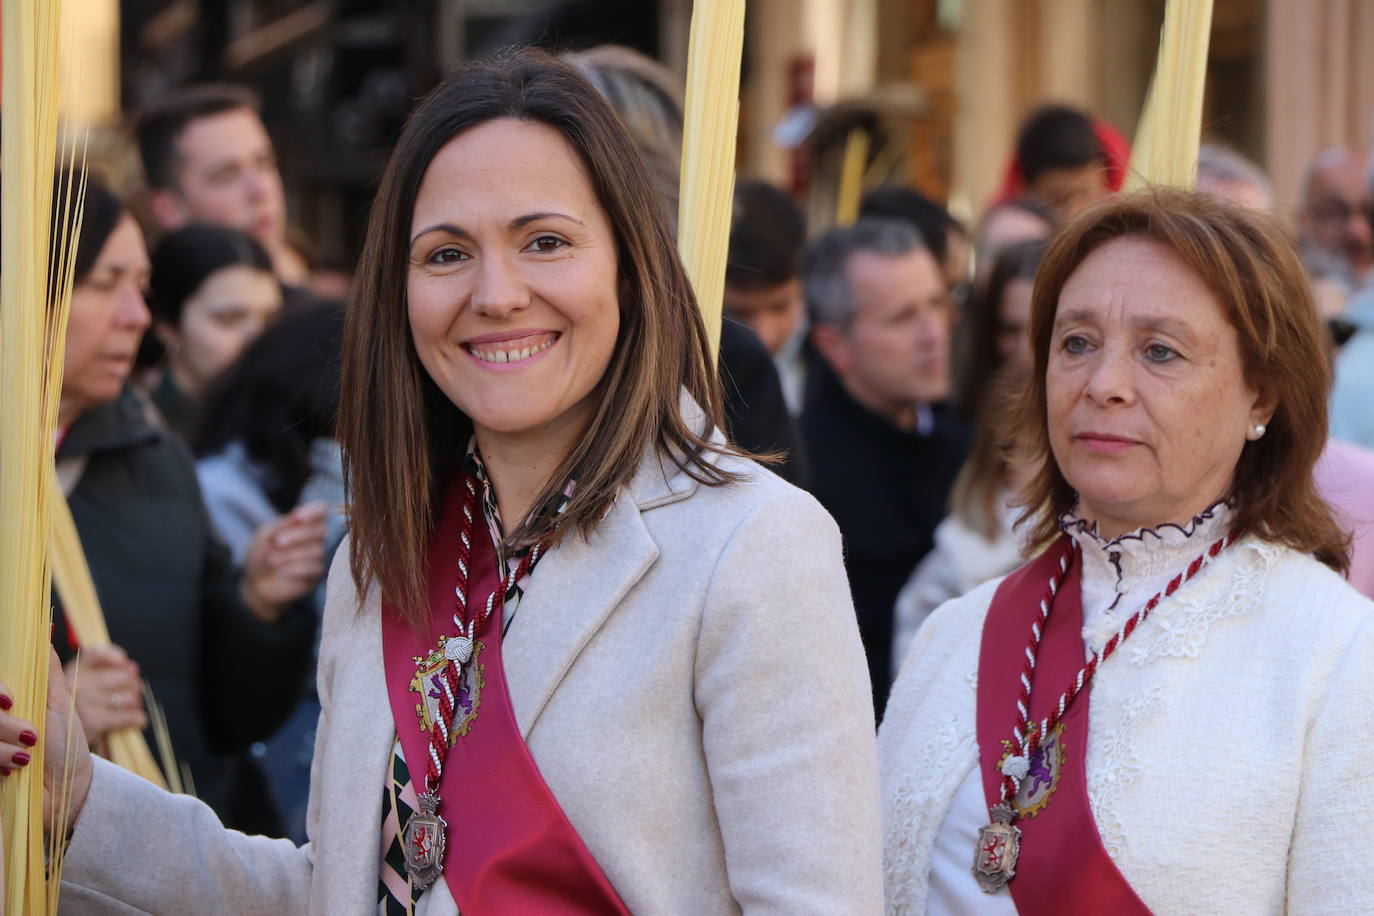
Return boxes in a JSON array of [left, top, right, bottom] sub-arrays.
[[404, 474, 545, 889], [973, 531, 1236, 894]]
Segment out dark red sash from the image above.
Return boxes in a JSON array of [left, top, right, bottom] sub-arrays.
[[382, 475, 629, 914], [976, 535, 1152, 915]]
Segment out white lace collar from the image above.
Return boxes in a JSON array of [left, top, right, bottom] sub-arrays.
[[1060, 501, 1232, 653]]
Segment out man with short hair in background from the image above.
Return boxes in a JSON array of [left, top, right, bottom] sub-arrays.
[[723, 179, 809, 413], [136, 84, 308, 289], [1014, 104, 1109, 222], [800, 219, 969, 716], [1297, 146, 1373, 298]]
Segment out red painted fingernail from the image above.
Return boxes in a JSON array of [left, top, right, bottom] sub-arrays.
[[19, 730, 37, 747], [11, 752, 29, 767], [0, 767, 10, 776], [0, 695, 11, 711]]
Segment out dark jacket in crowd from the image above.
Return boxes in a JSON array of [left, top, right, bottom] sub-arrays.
[[52, 388, 317, 835], [150, 370, 197, 444], [719, 318, 810, 489], [800, 362, 970, 719]]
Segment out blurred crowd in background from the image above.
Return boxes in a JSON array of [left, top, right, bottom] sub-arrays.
[[48, 0, 1374, 841]]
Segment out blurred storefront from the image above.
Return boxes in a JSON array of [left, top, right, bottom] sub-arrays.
[[742, 0, 1374, 226], [64, 0, 685, 267], [52, 1, 1374, 258]]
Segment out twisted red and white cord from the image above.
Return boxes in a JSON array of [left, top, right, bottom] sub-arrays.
[[997, 533, 1236, 802], [423, 475, 542, 796]]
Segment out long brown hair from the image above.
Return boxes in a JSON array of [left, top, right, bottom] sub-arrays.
[[1014, 188, 1349, 571], [954, 237, 1047, 415], [950, 362, 1032, 540], [339, 49, 740, 622]]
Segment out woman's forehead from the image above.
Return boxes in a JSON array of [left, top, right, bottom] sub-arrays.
[[1054, 236, 1225, 330], [411, 120, 600, 228]]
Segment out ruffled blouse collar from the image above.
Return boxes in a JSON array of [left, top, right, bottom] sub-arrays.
[[1061, 501, 1232, 654]]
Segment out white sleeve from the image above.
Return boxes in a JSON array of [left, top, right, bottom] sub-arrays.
[[1287, 612, 1374, 914]]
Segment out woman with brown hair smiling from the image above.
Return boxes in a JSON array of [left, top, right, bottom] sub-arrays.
[[880, 190, 1374, 914], [1, 49, 882, 915]]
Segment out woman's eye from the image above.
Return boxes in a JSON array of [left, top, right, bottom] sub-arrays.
[[1063, 335, 1090, 354], [1145, 343, 1177, 362], [527, 235, 567, 253], [427, 247, 468, 265], [81, 276, 117, 293]]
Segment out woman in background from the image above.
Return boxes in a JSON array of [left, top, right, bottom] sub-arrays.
[[195, 303, 345, 564], [195, 302, 347, 842], [45, 174, 325, 835], [956, 238, 1047, 416], [891, 364, 1036, 670], [147, 224, 283, 440]]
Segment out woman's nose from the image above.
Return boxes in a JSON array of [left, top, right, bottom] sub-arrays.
[[1083, 348, 1134, 405], [470, 254, 530, 319], [118, 283, 152, 331]]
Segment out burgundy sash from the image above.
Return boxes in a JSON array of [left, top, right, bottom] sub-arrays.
[[382, 475, 629, 914], [976, 535, 1152, 915]]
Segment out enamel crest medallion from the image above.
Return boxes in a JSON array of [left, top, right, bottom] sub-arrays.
[[999, 722, 1066, 819], [410, 635, 486, 744]]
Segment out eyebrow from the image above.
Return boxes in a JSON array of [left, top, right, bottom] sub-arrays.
[[1053, 307, 1194, 339], [409, 211, 583, 247]]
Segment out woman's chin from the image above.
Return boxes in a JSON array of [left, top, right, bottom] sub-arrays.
[[463, 402, 574, 441], [66, 378, 126, 416], [457, 387, 596, 444], [1071, 483, 1161, 528], [465, 412, 541, 436]]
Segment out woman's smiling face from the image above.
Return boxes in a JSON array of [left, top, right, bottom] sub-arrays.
[[406, 118, 621, 447], [1046, 235, 1273, 537]]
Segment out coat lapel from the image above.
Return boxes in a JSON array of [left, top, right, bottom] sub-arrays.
[[502, 448, 693, 737]]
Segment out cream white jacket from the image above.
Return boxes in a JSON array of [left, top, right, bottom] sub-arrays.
[[879, 536, 1374, 915], [58, 446, 884, 914]]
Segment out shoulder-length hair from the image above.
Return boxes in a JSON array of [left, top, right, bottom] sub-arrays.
[[1015, 188, 1349, 571], [951, 361, 1031, 540], [339, 48, 736, 622], [955, 237, 1047, 414]]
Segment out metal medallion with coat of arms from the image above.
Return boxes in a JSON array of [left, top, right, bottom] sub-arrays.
[[410, 634, 486, 744], [999, 722, 1066, 819]]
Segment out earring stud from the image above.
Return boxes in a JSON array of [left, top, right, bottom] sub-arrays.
[[1253, 423, 1266, 438]]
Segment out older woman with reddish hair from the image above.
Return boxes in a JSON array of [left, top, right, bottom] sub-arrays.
[[880, 189, 1374, 914]]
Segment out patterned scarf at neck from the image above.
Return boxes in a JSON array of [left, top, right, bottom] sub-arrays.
[[466, 446, 576, 634]]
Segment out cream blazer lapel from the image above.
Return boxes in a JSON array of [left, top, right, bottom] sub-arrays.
[[503, 449, 691, 737]]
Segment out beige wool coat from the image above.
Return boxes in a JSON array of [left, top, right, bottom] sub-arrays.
[[58, 445, 884, 914]]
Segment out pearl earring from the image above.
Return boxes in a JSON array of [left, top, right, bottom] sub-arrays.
[[1252, 423, 1266, 438]]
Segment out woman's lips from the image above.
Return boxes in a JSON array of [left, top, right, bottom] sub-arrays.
[[1076, 432, 1141, 454], [462, 331, 559, 367]]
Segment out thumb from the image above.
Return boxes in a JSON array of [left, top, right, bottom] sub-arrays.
[[288, 501, 329, 525], [80, 643, 130, 668], [47, 647, 74, 711]]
